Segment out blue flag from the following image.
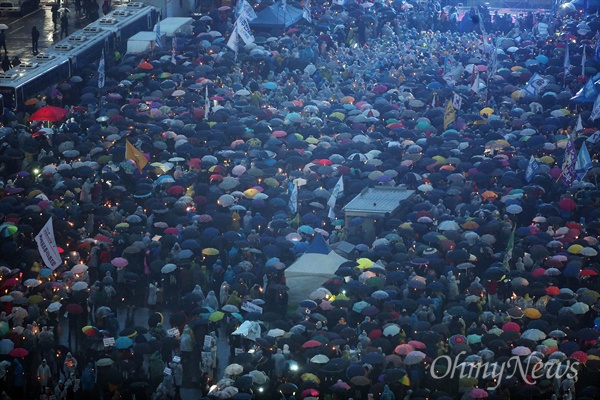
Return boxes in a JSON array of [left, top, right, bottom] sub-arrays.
[[288, 182, 298, 214], [576, 142, 593, 180], [98, 50, 105, 89], [571, 78, 598, 103], [525, 155, 541, 182]]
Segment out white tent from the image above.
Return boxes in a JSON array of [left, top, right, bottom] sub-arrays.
[[285, 234, 347, 306]]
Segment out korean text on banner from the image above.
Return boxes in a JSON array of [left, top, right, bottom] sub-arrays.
[[35, 217, 62, 270]]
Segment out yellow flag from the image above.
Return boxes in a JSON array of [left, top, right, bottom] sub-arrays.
[[125, 139, 148, 172], [444, 100, 456, 130]]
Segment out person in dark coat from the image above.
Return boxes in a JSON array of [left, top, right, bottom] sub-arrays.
[[1, 55, 11, 72], [31, 26, 40, 54], [0, 30, 7, 54]]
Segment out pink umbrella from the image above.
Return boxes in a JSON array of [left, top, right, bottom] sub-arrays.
[[111, 257, 128, 268], [470, 388, 489, 399]]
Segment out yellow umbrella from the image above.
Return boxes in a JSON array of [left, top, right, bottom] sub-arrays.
[[202, 248, 219, 256], [539, 156, 555, 164], [568, 244, 583, 254], [330, 112, 345, 121], [356, 258, 374, 269], [480, 107, 494, 116], [511, 90, 525, 101], [524, 308, 542, 319], [301, 373, 320, 383], [28, 189, 43, 199], [432, 155, 446, 163], [243, 188, 260, 199]]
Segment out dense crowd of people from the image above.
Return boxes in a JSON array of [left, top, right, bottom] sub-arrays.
[[0, 0, 599, 400]]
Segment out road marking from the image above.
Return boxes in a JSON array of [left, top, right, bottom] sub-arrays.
[[8, 7, 42, 26]]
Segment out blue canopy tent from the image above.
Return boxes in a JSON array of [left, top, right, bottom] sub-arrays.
[[250, 1, 304, 30]]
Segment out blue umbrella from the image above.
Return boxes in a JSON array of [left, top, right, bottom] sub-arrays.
[[298, 225, 315, 234], [264, 82, 278, 90], [115, 337, 133, 349]]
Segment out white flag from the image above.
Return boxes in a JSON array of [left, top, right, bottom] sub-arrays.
[[582, 45, 587, 77], [227, 29, 239, 53], [452, 93, 462, 110], [564, 42, 571, 77], [98, 50, 105, 89], [575, 114, 583, 133], [471, 73, 480, 94], [35, 218, 62, 270], [303, 0, 312, 22], [171, 37, 177, 65], [236, 15, 255, 45], [205, 85, 210, 118], [327, 176, 344, 208], [241, 0, 257, 20]]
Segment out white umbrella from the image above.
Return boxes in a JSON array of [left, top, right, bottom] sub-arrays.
[[267, 328, 285, 338], [224, 363, 244, 376], [438, 220, 460, 231], [521, 329, 546, 341], [23, 279, 41, 288], [72, 281, 89, 291], [403, 351, 426, 365], [71, 264, 88, 274], [161, 264, 177, 274], [47, 302, 62, 312]]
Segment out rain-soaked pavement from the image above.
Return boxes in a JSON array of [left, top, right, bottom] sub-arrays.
[[0, 1, 102, 65]]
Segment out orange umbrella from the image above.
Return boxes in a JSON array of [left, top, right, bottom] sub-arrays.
[[481, 190, 498, 200], [138, 60, 153, 70]]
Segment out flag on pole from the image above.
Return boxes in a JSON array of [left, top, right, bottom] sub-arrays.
[[525, 155, 541, 182], [126, 139, 148, 172], [471, 72, 480, 94], [171, 37, 177, 65], [523, 73, 549, 96], [502, 225, 516, 269], [431, 93, 436, 108], [452, 93, 462, 110], [590, 92, 600, 121], [98, 49, 105, 89], [327, 176, 344, 208], [570, 77, 598, 103], [587, 130, 600, 144], [595, 33, 600, 61], [227, 29, 239, 54], [238, 0, 257, 20], [35, 217, 62, 270], [443, 100, 456, 130], [575, 114, 584, 133], [561, 133, 577, 185], [564, 42, 571, 77], [288, 182, 298, 214], [576, 142, 593, 180], [582, 45, 587, 77], [236, 12, 255, 45], [155, 23, 162, 48], [205, 86, 210, 119], [303, 0, 312, 22]]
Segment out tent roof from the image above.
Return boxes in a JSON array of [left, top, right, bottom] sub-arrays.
[[343, 187, 415, 217], [250, 1, 304, 29]]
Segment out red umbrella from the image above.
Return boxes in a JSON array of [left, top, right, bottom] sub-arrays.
[[29, 106, 68, 122], [93, 234, 112, 243], [166, 186, 185, 196], [558, 197, 576, 211], [9, 348, 28, 358], [302, 340, 323, 349], [1, 277, 19, 287], [66, 303, 83, 315]]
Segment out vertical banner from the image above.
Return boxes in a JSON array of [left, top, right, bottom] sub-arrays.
[[98, 50, 105, 89], [35, 218, 62, 270]]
